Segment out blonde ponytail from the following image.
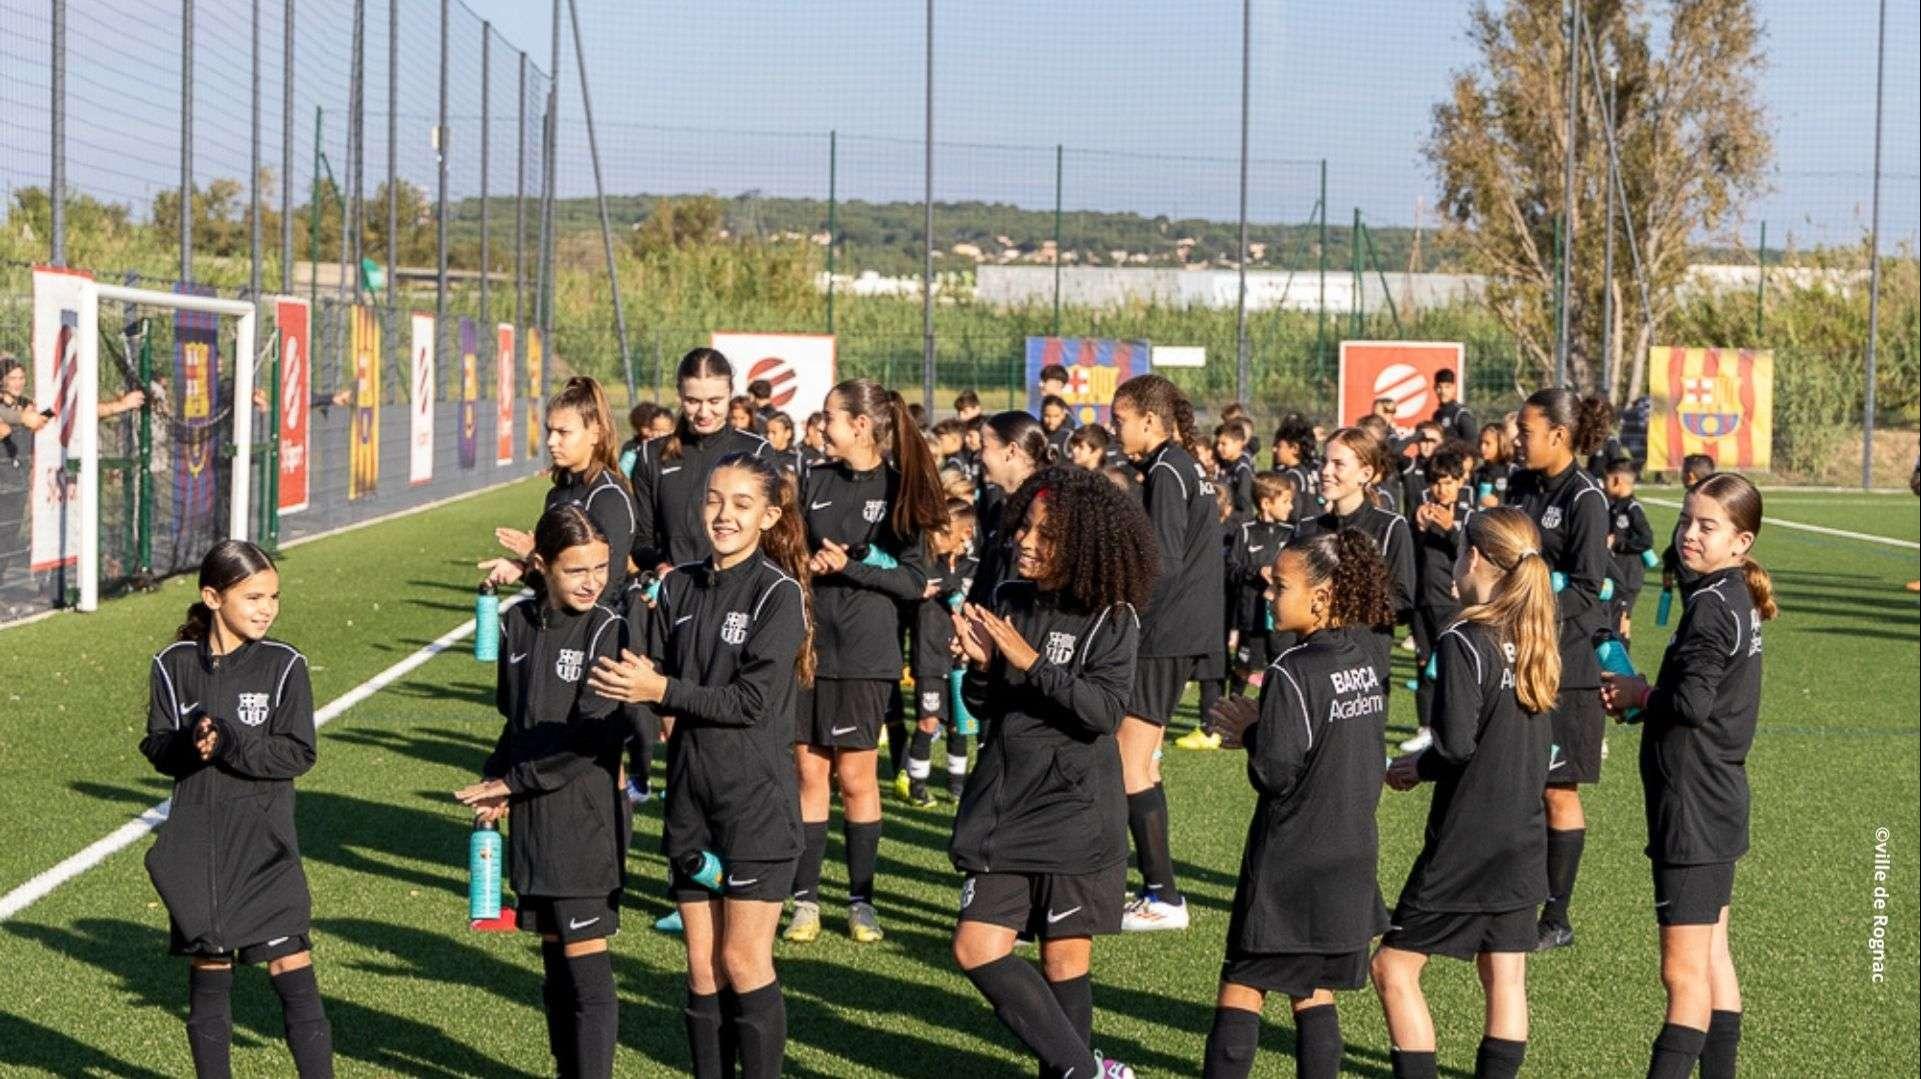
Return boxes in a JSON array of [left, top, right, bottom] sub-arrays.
[[1461, 507, 1562, 714]]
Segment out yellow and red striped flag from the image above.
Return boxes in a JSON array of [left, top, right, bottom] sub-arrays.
[[1646, 347, 1773, 472]]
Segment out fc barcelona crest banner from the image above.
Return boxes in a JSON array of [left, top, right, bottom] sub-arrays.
[[1646, 347, 1773, 473], [348, 305, 381, 500], [173, 284, 223, 541], [458, 318, 479, 469]]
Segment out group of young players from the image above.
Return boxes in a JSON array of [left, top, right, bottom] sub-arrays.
[[139, 350, 1776, 1079]]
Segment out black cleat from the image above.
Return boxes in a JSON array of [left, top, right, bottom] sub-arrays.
[[1535, 922, 1575, 952]]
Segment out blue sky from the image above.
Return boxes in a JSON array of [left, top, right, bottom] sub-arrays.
[[2, 0, 1915, 248]]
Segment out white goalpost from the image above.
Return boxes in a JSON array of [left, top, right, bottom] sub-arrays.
[[32, 268, 259, 613]]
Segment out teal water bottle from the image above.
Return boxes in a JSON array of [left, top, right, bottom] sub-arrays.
[[1656, 589, 1674, 627], [950, 668, 978, 736], [1551, 571, 1566, 593], [1477, 481, 1494, 502], [474, 582, 500, 662], [468, 820, 502, 920], [1599, 577, 1615, 602], [1593, 629, 1644, 723], [860, 545, 899, 570], [1640, 548, 1660, 569], [677, 850, 725, 892], [1263, 603, 1275, 632]]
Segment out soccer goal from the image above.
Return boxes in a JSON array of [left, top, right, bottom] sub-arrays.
[[28, 267, 261, 613]]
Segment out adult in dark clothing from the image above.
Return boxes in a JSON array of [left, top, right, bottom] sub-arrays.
[[630, 350, 771, 576], [1430, 367, 1478, 443]]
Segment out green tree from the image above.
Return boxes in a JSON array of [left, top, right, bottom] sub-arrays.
[[1429, 0, 1770, 397]]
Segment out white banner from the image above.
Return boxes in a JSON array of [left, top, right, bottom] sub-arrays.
[[1151, 345, 1206, 368], [710, 332, 838, 421], [29, 267, 92, 571], [410, 312, 436, 486]]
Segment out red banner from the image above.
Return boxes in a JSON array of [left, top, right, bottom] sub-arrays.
[[274, 297, 311, 515], [1337, 341, 1465, 431]]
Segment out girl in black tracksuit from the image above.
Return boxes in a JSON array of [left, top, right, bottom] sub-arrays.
[[1505, 388, 1614, 951], [1472, 423, 1514, 509], [1271, 413, 1321, 526], [786, 379, 948, 945], [630, 350, 771, 577], [1293, 427, 1417, 687], [591, 452, 811, 1079], [1109, 374, 1223, 928], [481, 377, 638, 605], [1603, 459, 1655, 646], [1373, 507, 1563, 1079], [904, 499, 979, 805], [949, 466, 1156, 1079], [1600, 474, 1773, 1079], [1407, 443, 1475, 743], [456, 504, 626, 1079], [1200, 529, 1396, 1079], [1227, 473, 1297, 687], [968, 411, 1055, 608], [142, 540, 332, 1079]]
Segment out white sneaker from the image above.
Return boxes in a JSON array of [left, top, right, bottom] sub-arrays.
[[1400, 635, 1419, 652], [1121, 893, 1190, 932], [1094, 1050, 1136, 1078], [625, 778, 651, 805], [1398, 728, 1434, 754]]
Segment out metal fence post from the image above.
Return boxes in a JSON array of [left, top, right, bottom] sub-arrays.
[[280, 0, 293, 294], [1316, 159, 1327, 372], [387, 0, 398, 309], [348, 0, 364, 300], [481, 22, 493, 328], [516, 51, 527, 337], [250, 0, 261, 297], [826, 129, 837, 335], [1754, 221, 1765, 341], [1053, 143, 1063, 336], [1235, 0, 1251, 403], [50, 0, 65, 266], [566, 0, 633, 396], [1554, 0, 1579, 388], [1862, 0, 1886, 490], [435, 0, 449, 357], [181, 0, 193, 283], [1600, 64, 1617, 399], [921, 0, 936, 412]]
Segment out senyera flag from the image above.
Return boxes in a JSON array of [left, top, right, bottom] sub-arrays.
[[1646, 347, 1774, 472], [275, 297, 311, 514]]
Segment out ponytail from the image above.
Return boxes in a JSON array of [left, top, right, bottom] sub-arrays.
[[1461, 507, 1562, 714], [1741, 558, 1778, 622], [1113, 374, 1202, 459], [1327, 426, 1396, 491], [177, 539, 278, 643], [712, 453, 817, 685], [1523, 387, 1615, 458], [830, 379, 948, 537], [1293, 528, 1395, 631], [986, 410, 1054, 469], [548, 376, 628, 491]]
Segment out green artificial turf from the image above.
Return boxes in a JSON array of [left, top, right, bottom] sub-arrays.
[[0, 480, 1915, 1076]]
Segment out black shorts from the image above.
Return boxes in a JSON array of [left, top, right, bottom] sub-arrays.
[[1380, 905, 1537, 960], [516, 892, 621, 943], [1219, 947, 1370, 996], [957, 864, 1127, 939], [796, 678, 891, 749], [914, 673, 950, 724], [172, 929, 311, 965], [1546, 687, 1605, 786], [1129, 655, 1199, 727], [670, 857, 797, 904], [1652, 862, 1734, 926]]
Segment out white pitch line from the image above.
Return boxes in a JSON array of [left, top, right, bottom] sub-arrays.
[[0, 597, 520, 923], [1640, 497, 1919, 551]]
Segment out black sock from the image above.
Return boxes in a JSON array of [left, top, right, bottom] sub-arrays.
[[1474, 1036, 1527, 1079], [269, 965, 333, 1078], [844, 819, 881, 905], [1199, 679, 1222, 731], [886, 717, 908, 775], [718, 987, 742, 1078], [1127, 785, 1181, 905], [1293, 1002, 1341, 1079], [909, 727, 935, 769], [792, 821, 829, 904], [1390, 1048, 1438, 1079], [186, 966, 234, 1079], [732, 981, 787, 1079], [1646, 1022, 1706, 1079], [1701, 1010, 1742, 1079], [1541, 827, 1587, 929], [685, 990, 728, 1079], [963, 956, 1100, 1078], [1046, 974, 1092, 1050], [1201, 1005, 1260, 1079], [568, 951, 618, 1079], [541, 942, 579, 1077]]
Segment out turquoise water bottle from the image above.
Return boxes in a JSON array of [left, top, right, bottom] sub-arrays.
[[1640, 548, 1660, 569], [1593, 629, 1644, 723], [1477, 481, 1494, 502], [468, 820, 502, 920], [1600, 577, 1615, 602], [474, 582, 500, 662], [1551, 571, 1566, 593], [860, 545, 899, 570], [1656, 589, 1674, 626], [678, 850, 724, 892], [1263, 603, 1275, 632], [950, 668, 977, 736]]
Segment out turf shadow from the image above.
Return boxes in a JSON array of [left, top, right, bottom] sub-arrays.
[[0, 1010, 173, 1079], [379, 679, 501, 710], [329, 726, 498, 775], [293, 789, 472, 898], [776, 953, 1023, 1077], [67, 778, 173, 811]]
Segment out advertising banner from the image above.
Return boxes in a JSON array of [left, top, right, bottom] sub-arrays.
[[410, 312, 436, 486], [1336, 341, 1465, 430], [1023, 337, 1149, 425], [274, 297, 311, 514]]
